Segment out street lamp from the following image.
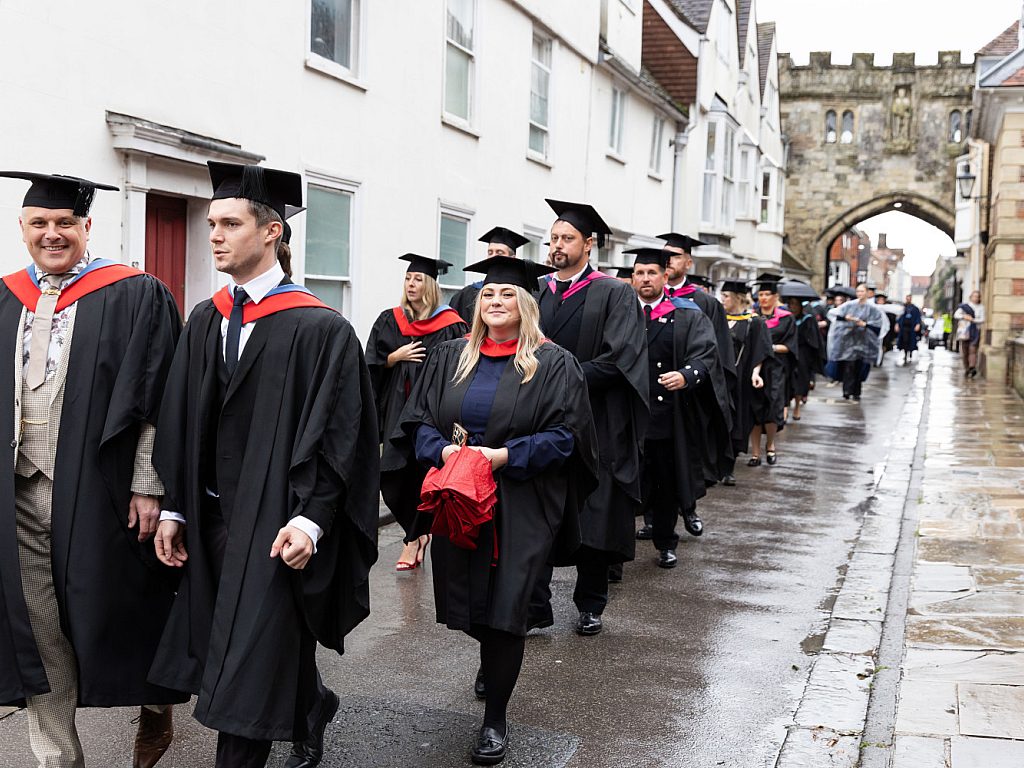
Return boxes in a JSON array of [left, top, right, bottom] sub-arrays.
[[957, 169, 977, 200]]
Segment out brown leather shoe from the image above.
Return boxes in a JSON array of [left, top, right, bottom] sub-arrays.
[[133, 706, 173, 768]]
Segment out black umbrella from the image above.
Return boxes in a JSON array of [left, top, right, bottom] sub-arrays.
[[826, 285, 857, 299], [779, 280, 819, 300]]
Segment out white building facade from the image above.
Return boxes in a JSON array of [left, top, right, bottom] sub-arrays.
[[0, 0, 691, 339]]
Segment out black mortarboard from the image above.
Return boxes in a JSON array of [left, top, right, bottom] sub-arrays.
[[464, 256, 555, 291], [753, 272, 783, 292], [281, 205, 306, 245], [623, 247, 671, 269], [657, 232, 706, 252], [689, 274, 713, 289], [208, 162, 302, 220], [721, 280, 750, 295], [399, 253, 451, 279], [0, 172, 118, 217], [545, 199, 613, 248], [614, 266, 636, 279], [479, 226, 530, 252]]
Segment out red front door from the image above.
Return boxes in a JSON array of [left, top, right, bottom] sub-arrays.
[[145, 194, 187, 314]]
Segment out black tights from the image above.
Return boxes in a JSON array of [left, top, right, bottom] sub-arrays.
[[469, 625, 525, 733]]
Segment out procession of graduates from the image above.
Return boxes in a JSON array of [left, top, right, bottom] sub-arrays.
[[0, 162, 831, 768]]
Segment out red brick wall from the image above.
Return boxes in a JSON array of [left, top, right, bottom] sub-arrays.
[[642, 1, 697, 108]]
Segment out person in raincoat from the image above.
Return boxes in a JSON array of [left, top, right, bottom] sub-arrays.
[[828, 283, 885, 401]]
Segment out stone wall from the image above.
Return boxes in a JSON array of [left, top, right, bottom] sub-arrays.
[[780, 52, 975, 288]]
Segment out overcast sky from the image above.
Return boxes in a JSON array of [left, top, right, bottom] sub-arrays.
[[758, 0, 1021, 276]]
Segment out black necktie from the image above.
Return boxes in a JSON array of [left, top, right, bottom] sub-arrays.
[[555, 280, 571, 298], [225, 287, 248, 375], [644, 304, 653, 329]]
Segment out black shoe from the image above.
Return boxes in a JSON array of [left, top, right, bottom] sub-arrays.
[[636, 524, 653, 540], [607, 563, 623, 583], [471, 725, 509, 765], [284, 689, 339, 768], [474, 667, 486, 700], [575, 611, 603, 636], [682, 510, 703, 536], [721, 474, 736, 486], [765, 451, 777, 466], [657, 549, 678, 568], [747, 456, 761, 467]]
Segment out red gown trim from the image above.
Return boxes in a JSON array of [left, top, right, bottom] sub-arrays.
[[212, 286, 334, 323], [3, 264, 143, 312], [392, 306, 464, 337]]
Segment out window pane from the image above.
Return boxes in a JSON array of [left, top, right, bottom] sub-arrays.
[[310, 0, 353, 68], [305, 278, 345, 312], [447, 0, 474, 49], [706, 122, 717, 170], [532, 34, 551, 67], [825, 110, 837, 143], [649, 118, 664, 171], [445, 44, 471, 119], [531, 65, 549, 126], [529, 124, 547, 154], [609, 90, 620, 149], [702, 174, 715, 223], [722, 178, 734, 223], [439, 215, 468, 283], [760, 171, 771, 224], [305, 185, 351, 278]]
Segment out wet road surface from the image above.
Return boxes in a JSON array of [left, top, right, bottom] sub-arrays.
[[0, 355, 922, 767]]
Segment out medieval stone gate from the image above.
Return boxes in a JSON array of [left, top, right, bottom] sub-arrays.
[[780, 51, 975, 287]]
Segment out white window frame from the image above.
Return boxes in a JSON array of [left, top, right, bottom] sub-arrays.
[[701, 120, 719, 226], [759, 168, 773, 227], [305, 0, 365, 88], [720, 124, 736, 227], [301, 170, 360, 315], [649, 115, 666, 176], [840, 110, 854, 144], [443, 0, 477, 129], [528, 31, 553, 161], [608, 85, 627, 158], [521, 225, 546, 264], [437, 202, 475, 290], [701, 115, 738, 231], [737, 146, 755, 219]]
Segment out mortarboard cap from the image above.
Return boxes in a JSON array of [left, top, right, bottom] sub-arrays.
[[545, 199, 613, 248], [689, 274, 713, 289], [657, 232, 706, 252], [208, 162, 302, 220], [0, 172, 118, 217], [400, 253, 451, 279], [464, 256, 555, 291], [613, 266, 636, 279], [479, 226, 530, 252], [281, 205, 306, 246], [623, 246, 671, 269], [753, 272, 783, 292], [721, 280, 750, 295]]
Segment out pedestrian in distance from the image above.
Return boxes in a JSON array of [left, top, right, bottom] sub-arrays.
[[450, 227, 531, 323], [0, 171, 185, 768], [394, 256, 599, 765], [784, 296, 825, 421], [367, 254, 467, 571], [150, 163, 380, 768], [954, 290, 985, 378], [896, 294, 923, 364], [749, 274, 797, 465], [829, 282, 885, 401]]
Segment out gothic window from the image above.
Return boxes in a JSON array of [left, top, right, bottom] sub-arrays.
[[825, 110, 837, 144], [949, 110, 963, 143], [840, 110, 854, 144], [965, 109, 973, 138]]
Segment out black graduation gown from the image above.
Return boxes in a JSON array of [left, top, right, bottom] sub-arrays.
[[394, 339, 599, 636], [366, 308, 467, 535], [751, 309, 797, 429], [450, 282, 483, 324], [538, 268, 648, 562], [148, 300, 379, 741], [791, 313, 825, 398], [0, 274, 185, 707], [728, 315, 772, 456]]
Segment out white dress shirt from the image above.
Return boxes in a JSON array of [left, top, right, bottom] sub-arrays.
[[160, 263, 323, 551]]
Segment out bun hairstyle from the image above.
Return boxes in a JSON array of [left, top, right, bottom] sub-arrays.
[[277, 240, 293, 278]]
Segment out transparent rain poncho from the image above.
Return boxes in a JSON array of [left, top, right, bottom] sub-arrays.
[[827, 300, 885, 362]]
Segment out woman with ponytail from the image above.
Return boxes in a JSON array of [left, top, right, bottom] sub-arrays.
[[394, 257, 598, 765]]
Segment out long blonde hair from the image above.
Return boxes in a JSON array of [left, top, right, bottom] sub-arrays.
[[453, 286, 543, 385], [399, 273, 443, 321]]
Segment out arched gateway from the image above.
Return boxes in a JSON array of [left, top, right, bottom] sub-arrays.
[[779, 51, 974, 287]]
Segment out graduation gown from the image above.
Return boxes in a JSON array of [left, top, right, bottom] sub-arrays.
[[791, 313, 825, 398], [751, 307, 797, 429], [148, 296, 379, 741], [394, 339, 599, 636], [646, 298, 722, 511], [450, 281, 483, 324], [896, 303, 922, 352], [538, 266, 648, 561], [727, 314, 772, 456], [0, 269, 184, 707], [367, 307, 466, 534]]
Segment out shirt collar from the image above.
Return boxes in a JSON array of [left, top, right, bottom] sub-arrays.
[[640, 296, 664, 309], [559, 262, 590, 287], [667, 280, 685, 292], [35, 252, 92, 284], [230, 262, 285, 304]]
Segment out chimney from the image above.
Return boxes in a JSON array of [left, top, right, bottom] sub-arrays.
[[877, 233, 887, 249]]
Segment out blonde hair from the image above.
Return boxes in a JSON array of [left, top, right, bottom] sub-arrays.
[[453, 286, 543, 385], [399, 272, 443, 321], [722, 291, 752, 311]]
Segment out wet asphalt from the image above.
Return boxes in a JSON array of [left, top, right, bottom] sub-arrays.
[[0, 354, 922, 768]]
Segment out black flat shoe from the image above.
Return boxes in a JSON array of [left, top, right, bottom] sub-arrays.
[[657, 549, 678, 568], [682, 510, 703, 537], [635, 524, 653, 540], [284, 688, 339, 768], [721, 474, 736, 486], [766, 451, 777, 466], [575, 611, 603, 636], [474, 667, 486, 700], [747, 456, 761, 467], [471, 725, 509, 765]]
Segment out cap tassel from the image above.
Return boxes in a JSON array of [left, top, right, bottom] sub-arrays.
[[238, 165, 269, 205], [72, 187, 96, 217]]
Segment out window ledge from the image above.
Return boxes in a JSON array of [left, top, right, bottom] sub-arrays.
[[527, 152, 553, 169], [647, 170, 665, 182], [442, 115, 480, 139], [305, 54, 367, 92], [606, 150, 627, 166]]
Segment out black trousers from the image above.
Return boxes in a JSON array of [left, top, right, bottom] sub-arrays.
[[215, 732, 272, 768], [643, 438, 680, 552], [528, 545, 611, 619], [840, 360, 864, 398]]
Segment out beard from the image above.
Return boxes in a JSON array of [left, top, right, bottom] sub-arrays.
[[551, 250, 582, 270]]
